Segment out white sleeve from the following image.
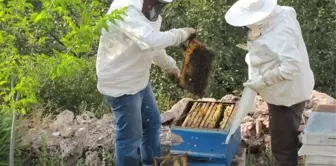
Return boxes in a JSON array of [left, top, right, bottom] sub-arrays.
[[111, 6, 187, 50], [152, 49, 178, 73], [267, 27, 302, 80], [245, 53, 258, 80]]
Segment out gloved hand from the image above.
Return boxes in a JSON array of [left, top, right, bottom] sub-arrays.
[[181, 28, 197, 42], [243, 75, 267, 92], [243, 68, 286, 92], [167, 66, 180, 84]]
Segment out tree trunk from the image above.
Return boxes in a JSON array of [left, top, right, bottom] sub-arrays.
[[10, 110, 16, 166], [9, 79, 19, 166]]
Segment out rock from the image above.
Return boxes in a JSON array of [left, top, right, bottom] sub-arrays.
[[50, 110, 74, 131], [60, 139, 84, 165], [303, 109, 312, 118], [20, 110, 115, 166], [255, 119, 263, 138], [83, 116, 115, 151], [85, 151, 102, 166], [254, 95, 268, 115], [98, 114, 114, 125], [60, 127, 75, 138], [311, 90, 336, 110], [245, 137, 265, 154], [305, 99, 314, 109], [161, 98, 192, 123], [242, 116, 255, 123], [241, 121, 254, 138], [220, 94, 240, 102], [262, 119, 270, 129], [76, 111, 97, 124], [160, 126, 171, 145], [314, 104, 336, 113], [56, 110, 74, 125], [264, 134, 271, 146], [52, 131, 61, 137], [75, 127, 88, 138]]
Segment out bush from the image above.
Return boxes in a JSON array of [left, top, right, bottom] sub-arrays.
[[37, 56, 109, 116], [0, 115, 25, 166]]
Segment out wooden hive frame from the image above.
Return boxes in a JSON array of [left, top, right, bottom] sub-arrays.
[[178, 37, 215, 97], [172, 100, 237, 131]]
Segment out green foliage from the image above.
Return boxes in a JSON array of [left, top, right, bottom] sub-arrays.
[[0, 116, 13, 165], [0, 0, 125, 165], [150, 0, 336, 111], [0, 0, 126, 114], [1, 0, 125, 57], [37, 135, 63, 166], [38, 56, 108, 115], [0, 116, 23, 166]]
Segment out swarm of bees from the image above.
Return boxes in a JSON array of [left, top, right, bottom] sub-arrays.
[[178, 39, 214, 97]]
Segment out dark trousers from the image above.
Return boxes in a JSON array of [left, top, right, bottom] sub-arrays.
[[268, 101, 305, 166]]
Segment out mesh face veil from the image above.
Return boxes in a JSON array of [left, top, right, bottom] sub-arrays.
[[143, 0, 167, 21]]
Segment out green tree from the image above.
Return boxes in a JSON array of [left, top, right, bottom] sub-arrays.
[[0, 0, 126, 165]]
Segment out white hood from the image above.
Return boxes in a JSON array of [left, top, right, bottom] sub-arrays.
[[108, 0, 143, 13], [284, 6, 297, 18]]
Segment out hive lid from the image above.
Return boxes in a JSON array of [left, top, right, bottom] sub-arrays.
[[301, 111, 336, 146], [304, 112, 336, 134]]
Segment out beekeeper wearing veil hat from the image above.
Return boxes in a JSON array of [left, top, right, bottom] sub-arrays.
[[96, 0, 196, 166], [225, 0, 314, 165]]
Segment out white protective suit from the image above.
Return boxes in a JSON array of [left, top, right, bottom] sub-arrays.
[[96, 0, 189, 97], [245, 6, 315, 107]]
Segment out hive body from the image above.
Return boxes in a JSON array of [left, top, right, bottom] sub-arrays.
[[298, 107, 336, 166], [169, 101, 241, 166]]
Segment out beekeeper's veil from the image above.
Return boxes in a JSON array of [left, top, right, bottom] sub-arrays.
[[109, 0, 173, 21], [108, 0, 143, 13]]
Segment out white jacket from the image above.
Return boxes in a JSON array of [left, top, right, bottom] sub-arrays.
[[245, 6, 315, 107], [96, 0, 187, 97]]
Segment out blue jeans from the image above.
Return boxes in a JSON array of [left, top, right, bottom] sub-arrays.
[[105, 84, 161, 166]]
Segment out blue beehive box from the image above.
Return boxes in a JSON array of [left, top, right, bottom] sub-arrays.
[[169, 101, 241, 166]]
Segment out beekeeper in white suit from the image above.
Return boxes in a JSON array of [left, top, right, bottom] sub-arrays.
[[95, 0, 196, 165], [225, 0, 314, 165]]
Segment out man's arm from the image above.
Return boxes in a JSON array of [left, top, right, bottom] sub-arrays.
[[262, 27, 302, 85], [111, 6, 194, 51], [152, 49, 179, 74], [245, 53, 258, 80]]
